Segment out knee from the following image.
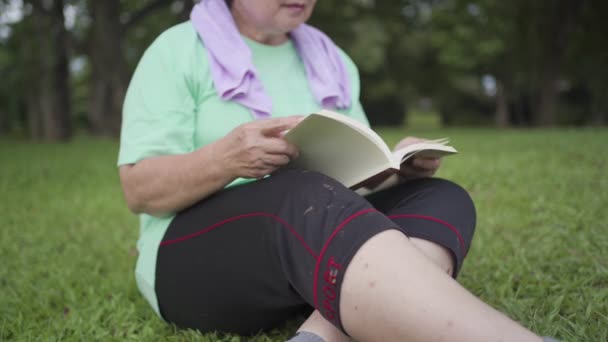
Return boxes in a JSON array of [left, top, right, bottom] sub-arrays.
[[392, 178, 476, 222], [424, 178, 476, 219], [392, 178, 477, 275], [273, 168, 366, 207], [432, 177, 476, 227], [277, 168, 343, 189], [430, 179, 477, 271], [270, 169, 378, 256]]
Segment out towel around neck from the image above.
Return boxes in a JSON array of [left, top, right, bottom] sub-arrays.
[[190, 0, 352, 119]]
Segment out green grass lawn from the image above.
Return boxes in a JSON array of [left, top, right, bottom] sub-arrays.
[[1, 128, 607, 341]]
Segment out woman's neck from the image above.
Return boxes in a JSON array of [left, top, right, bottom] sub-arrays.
[[231, 8, 288, 45]]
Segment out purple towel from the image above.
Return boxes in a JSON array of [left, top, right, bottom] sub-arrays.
[[190, 0, 351, 119]]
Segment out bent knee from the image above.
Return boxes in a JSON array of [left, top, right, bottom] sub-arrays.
[[417, 178, 477, 228], [427, 178, 475, 209], [271, 168, 365, 206], [274, 168, 345, 188]]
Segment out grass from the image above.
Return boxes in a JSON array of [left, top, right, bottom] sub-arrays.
[[1, 128, 607, 341]]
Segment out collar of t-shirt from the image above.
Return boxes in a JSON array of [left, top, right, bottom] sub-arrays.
[[190, 0, 352, 119]]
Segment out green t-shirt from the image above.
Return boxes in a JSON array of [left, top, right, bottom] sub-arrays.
[[118, 22, 370, 316]]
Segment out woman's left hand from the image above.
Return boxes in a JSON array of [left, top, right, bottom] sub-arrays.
[[394, 137, 442, 179]]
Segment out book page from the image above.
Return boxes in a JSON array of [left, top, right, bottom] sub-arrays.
[[392, 140, 457, 164], [315, 110, 393, 157], [283, 111, 396, 188]]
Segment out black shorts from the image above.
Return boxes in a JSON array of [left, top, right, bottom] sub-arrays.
[[155, 168, 476, 335]]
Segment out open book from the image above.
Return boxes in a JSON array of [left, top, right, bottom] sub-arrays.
[[283, 110, 457, 194]]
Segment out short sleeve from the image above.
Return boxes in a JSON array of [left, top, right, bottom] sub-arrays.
[[118, 33, 196, 166], [338, 49, 370, 128]]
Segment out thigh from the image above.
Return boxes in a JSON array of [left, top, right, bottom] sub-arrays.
[[156, 197, 308, 334], [365, 178, 477, 276], [155, 168, 396, 334]]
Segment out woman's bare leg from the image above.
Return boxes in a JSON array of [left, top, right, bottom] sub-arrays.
[[295, 238, 459, 341], [409, 237, 455, 276], [296, 310, 352, 342], [340, 230, 541, 342]]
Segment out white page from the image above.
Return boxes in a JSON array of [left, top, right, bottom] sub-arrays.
[[392, 141, 457, 164], [284, 111, 395, 187]]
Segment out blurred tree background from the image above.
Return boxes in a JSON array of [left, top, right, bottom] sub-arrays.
[[0, 0, 606, 141]]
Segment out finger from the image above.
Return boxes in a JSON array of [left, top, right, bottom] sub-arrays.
[[411, 159, 439, 172], [263, 138, 299, 159], [260, 154, 291, 167], [259, 116, 305, 136], [253, 167, 276, 180], [412, 157, 441, 171], [399, 164, 436, 179], [260, 162, 288, 176], [248, 163, 280, 178]]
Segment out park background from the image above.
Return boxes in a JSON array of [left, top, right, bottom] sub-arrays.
[[0, 0, 606, 340]]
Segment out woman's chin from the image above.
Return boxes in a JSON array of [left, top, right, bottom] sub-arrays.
[[278, 19, 308, 32], [277, 11, 312, 30]]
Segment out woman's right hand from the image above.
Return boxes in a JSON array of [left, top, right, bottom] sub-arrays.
[[213, 116, 303, 179]]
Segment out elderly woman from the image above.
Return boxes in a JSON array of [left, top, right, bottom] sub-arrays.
[[118, 0, 552, 341]]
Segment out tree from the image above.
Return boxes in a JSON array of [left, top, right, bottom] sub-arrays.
[[311, 0, 436, 126], [26, 0, 72, 141], [566, 0, 608, 125], [533, 0, 586, 126], [85, 0, 190, 136], [1, 0, 606, 137]]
